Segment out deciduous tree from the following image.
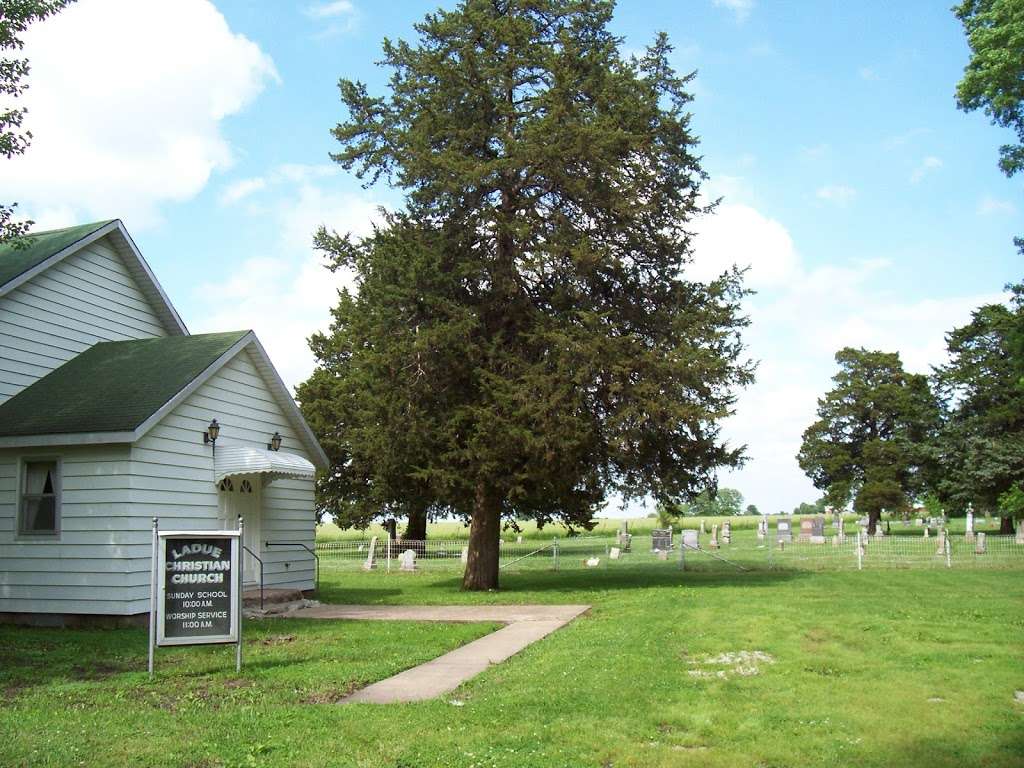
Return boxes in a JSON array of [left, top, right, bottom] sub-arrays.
[[931, 285, 1024, 533], [797, 349, 939, 533]]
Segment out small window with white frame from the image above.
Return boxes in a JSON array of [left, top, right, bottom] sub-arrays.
[[19, 459, 60, 536]]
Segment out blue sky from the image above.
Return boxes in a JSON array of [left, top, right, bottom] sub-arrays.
[[3, 0, 1020, 516]]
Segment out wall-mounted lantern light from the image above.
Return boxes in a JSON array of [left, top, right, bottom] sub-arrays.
[[203, 418, 220, 454], [267, 431, 283, 452]]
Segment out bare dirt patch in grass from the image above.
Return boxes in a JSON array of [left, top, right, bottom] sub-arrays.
[[686, 650, 776, 678]]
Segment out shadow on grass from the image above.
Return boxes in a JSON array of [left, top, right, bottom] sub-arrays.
[[317, 563, 809, 604]]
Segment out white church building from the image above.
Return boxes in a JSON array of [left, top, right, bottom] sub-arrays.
[[0, 219, 327, 624]]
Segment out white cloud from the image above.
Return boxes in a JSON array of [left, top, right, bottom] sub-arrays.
[[977, 196, 1017, 216], [713, 0, 754, 22], [193, 172, 383, 391], [800, 143, 830, 160], [910, 156, 943, 184], [688, 193, 999, 514], [220, 177, 267, 206], [305, 0, 356, 18], [690, 203, 799, 290], [859, 66, 880, 81], [304, 0, 359, 36], [0, 0, 278, 230], [816, 184, 858, 206]]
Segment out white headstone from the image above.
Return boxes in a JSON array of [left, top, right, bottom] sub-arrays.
[[585, 556, 600, 568], [516, 535, 523, 544], [965, 510, 974, 534], [975, 532, 986, 555], [609, 547, 621, 560], [923, 527, 929, 538], [682, 530, 699, 550], [915, 518, 924, 526], [722, 521, 731, 545], [709, 524, 719, 549], [399, 548, 417, 571], [362, 536, 378, 571], [460, 546, 469, 564], [656, 549, 668, 561], [1016, 521, 1024, 545]]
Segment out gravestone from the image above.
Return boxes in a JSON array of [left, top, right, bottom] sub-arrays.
[[915, 518, 924, 526], [923, 527, 929, 538], [362, 536, 378, 571], [682, 530, 699, 550], [656, 549, 668, 561], [757, 516, 767, 541], [1016, 520, 1024, 545], [618, 531, 633, 552], [609, 546, 621, 560], [709, 524, 719, 549], [651, 529, 673, 552], [585, 556, 600, 568], [776, 517, 793, 544], [936, 530, 947, 556], [399, 549, 417, 571], [808, 516, 826, 544], [461, 546, 469, 564], [516, 535, 523, 544], [874, 525, 884, 538], [722, 521, 731, 545], [965, 509, 974, 534], [799, 518, 814, 542], [700, 520, 706, 536], [975, 532, 987, 555]]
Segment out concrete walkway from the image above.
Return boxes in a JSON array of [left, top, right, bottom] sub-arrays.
[[291, 603, 590, 704]]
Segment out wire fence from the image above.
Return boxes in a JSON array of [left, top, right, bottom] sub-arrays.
[[316, 529, 1024, 574]]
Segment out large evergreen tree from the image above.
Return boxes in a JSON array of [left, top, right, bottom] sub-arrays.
[[301, 0, 753, 589], [931, 285, 1024, 533], [797, 348, 939, 534]]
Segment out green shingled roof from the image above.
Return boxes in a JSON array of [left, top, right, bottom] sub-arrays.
[[0, 331, 249, 437], [0, 220, 115, 289]]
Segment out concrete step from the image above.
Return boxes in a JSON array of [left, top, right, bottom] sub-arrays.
[[242, 588, 303, 609]]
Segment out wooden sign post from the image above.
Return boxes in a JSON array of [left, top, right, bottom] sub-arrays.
[[149, 517, 243, 679]]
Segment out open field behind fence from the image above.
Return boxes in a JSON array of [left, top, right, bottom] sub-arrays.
[[317, 529, 1024, 574]]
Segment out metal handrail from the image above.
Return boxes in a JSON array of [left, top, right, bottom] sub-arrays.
[[264, 540, 319, 595], [242, 545, 264, 610]]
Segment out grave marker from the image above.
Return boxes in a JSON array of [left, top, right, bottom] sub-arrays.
[[776, 517, 793, 544], [651, 529, 673, 552], [362, 536, 378, 571], [975, 532, 986, 555], [399, 549, 417, 571], [609, 547, 621, 560]]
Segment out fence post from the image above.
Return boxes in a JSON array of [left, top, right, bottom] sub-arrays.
[[552, 536, 559, 571], [386, 535, 392, 574], [856, 531, 863, 571]]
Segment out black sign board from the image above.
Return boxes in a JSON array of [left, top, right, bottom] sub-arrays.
[[156, 531, 240, 647]]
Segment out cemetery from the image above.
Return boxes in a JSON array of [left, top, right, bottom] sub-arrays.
[[0, 521, 1021, 767]]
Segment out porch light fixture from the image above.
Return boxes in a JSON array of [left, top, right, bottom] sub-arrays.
[[203, 419, 220, 454], [267, 431, 283, 452]]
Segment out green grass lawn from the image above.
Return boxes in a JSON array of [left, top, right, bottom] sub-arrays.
[[2, 566, 1022, 767]]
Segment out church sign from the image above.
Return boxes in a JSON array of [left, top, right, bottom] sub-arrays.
[[149, 520, 243, 677]]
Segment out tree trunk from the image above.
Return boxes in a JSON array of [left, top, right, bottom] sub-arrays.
[[1000, 516, 1014, 535], [463, 482, 501, 591], [404, 505, 428, 540], [867, 510, 879, 535]]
